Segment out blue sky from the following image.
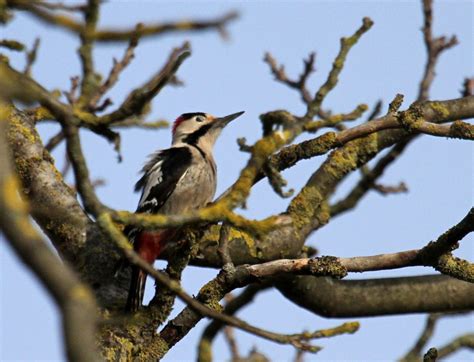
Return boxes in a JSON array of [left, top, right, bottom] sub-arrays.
[[1, 0, 473, 361]]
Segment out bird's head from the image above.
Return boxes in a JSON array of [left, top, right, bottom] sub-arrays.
[[171, 111, 244, 147]]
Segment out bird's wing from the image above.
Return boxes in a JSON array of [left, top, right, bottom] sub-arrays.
[[124, 147, 192, 243], [135, 147, 192, 214]]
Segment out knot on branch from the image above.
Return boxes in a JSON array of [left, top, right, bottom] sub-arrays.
[[308, 256, 347, 279], [462, 77, 474, 97], [388, 93, 404, 114], [236, 137, 252, 153], [423, 347, 438, 362], [398, 104, 424, 132], [260, 110, 297, 136], [450, 121, 474, 139], [435, 254, 474, 283]]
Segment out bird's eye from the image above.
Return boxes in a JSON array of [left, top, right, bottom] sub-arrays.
[[195, 115, 206, 122]]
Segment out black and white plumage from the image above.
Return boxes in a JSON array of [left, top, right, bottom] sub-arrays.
[[126, 111, 244, 311], [135, 147, 192, 214]]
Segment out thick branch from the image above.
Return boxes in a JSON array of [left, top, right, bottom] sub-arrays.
[[276, 275, 474, 318], [0, 110, 99, 362], [4, 106, 128, 308]]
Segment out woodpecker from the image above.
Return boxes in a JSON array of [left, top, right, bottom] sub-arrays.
[[125, 111, 244, 312]]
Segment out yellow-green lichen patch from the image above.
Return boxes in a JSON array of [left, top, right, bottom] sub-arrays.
[[436, 254, 474, 283], [308, 256, 347, 279], [197, 279, 226, 311], [149, 337, 170, 359], [430, 101, 450, 119], [288, 186, 325, 232], [450, 121, 474, 139], [7, 112, 40, 144]]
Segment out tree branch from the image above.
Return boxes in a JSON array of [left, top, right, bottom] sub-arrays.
[[436, 333, 474, 359], [97, 213, 358, 357], [305, 17, 373, 119], [0, 107, 99, 362], [9, 1, 238, 42], [330, 0, 460, 218], [96, 43, 191, 124], [276, 275, 473, 318]]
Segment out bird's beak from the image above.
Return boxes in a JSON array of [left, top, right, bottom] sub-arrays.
[[213, 111, 245, 128]]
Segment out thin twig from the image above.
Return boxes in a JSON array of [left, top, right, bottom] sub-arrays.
[[306, 17, 374, 119], [331, 140, 411, 217], [218, 223, 233, 268], [24, 37, 40, 75], [0, 39, 25, 51], [400, 314, 440, 361], [373, 182, 408, 195], [63, 122, 108, 215], [29, 0, 88, 12], [331, 0, 459, 218], [88, 23, 143, 109], [223, 325, 241, 360], [111, 117, 169, 130], [418, 0, 458, 102], [303, 104, 368, 133], [198, 283, 272, 361], [97, 42, 191, 124], [264, 51, 315, 105], [77, 0, 100, 104], [436, 333, 474, 359], [64, 76, 80, 105], [45, 129, 65, 151], [366, 100, 383, 122]]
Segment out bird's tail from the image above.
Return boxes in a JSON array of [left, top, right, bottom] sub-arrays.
[[126, 265, 147, 312], [125, 230, 174, 312]]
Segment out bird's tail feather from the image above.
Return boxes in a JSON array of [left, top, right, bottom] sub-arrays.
[[126, 266, 147, 312]]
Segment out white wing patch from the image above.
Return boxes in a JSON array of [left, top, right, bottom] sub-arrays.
[[138, 160, 163, 208]]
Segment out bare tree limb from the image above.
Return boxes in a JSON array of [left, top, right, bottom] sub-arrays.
[[276, 275, 473, 318], [330, 0, 460, 219], [436, 333, 474, 359], [23, 37, 40, 75], [0, 105, 99, 362], [305, 17, 373, 119], [418, 0, 458, 102], [97, 43, 191, 124], [401, 314, 440, 362], [8, 1, 238, 42], [199, 283, 271, 361], [97, 213, 357, 356], [264, 51, 315, 105], [88, 23, 142, 110]]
